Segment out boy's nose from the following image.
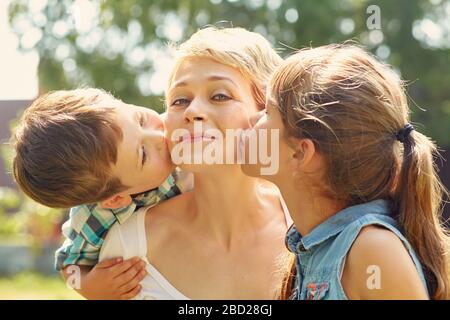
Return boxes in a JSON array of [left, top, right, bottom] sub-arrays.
[[142, 127, 164, 139], [142, 129, 166, 152]]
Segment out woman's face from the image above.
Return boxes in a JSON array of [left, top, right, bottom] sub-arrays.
[[165, 57, 259, 171]]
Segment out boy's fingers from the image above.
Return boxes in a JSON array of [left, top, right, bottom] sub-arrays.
[[96, 257, 123, 269], [110, 257, 143, 278], [116, 261, 146, 285], [120, 285, 142, 300], [118, 269, 147, 293]]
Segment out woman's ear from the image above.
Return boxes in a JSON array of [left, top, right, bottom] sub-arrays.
[[100, 194, 133, 209], [292, 138, 317, 172]]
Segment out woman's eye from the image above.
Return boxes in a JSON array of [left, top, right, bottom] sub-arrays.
[[171, 98, 190, 106], [212, 93, 231, 101]]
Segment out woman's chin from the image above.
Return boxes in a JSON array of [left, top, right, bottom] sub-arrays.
[[177, 162, 243, 175], [240, 162, 262, 178]]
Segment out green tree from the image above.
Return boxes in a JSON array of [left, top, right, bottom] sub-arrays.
[[0, 125, 64, 247], [8, 0, 450, 144]]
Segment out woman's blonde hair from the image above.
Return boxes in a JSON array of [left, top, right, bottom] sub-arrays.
[[272, 44, 450, 299], [167, 26, 283, 109]]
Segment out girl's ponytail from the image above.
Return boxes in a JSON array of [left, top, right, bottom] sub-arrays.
[[394, 129, 450, 299]]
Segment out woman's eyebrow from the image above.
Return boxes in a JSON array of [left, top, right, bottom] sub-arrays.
[[172, 81, 188, 88], [171, 75, 238, 89], [207, 75, 237, 87]]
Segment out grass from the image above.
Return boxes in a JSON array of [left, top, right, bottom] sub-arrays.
[[0, 272, 84, 300]]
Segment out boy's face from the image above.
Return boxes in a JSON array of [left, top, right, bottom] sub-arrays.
[[110, 101, 175, 197]]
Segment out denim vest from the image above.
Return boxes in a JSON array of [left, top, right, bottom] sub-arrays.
[[286, 199, 428, 300]]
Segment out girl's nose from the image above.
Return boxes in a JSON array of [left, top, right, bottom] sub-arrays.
[[249, 110, 265, 127]]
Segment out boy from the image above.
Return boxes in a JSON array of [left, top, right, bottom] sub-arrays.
[[12, 88, 192, 299]]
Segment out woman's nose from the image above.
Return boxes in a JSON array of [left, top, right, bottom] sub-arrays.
[[184, 99, 208, 123]]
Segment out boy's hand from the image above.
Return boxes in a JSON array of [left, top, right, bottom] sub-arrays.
[[65, 257, 148, 300]]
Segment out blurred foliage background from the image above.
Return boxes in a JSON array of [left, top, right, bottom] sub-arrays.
[[1, 0, 449, 299], [7, 0, 450, 144]]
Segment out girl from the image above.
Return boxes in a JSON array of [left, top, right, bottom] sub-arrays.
[[243, 44, 450, 299]]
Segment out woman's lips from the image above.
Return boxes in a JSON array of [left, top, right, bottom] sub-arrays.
[[179, 133, 216, 143]]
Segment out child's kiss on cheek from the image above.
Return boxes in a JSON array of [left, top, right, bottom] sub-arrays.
[[111, 103, 175, 196]]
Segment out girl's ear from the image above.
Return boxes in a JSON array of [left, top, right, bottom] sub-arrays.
[[292, 138, 317, 172], [100, 194, 132, 209]]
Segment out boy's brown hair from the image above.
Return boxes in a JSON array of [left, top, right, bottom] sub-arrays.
[[12, 88, 128, 208]]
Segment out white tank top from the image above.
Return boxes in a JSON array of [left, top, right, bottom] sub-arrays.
[[99, 197, 292, 300]]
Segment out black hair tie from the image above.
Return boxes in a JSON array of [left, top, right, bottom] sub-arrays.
[[395, 123, 414, 143]]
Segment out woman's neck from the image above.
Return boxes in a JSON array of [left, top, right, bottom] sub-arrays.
[[191, 166, 280, 249]]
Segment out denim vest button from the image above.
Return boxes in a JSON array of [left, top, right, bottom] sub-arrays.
[[297, 242, 307, 252]]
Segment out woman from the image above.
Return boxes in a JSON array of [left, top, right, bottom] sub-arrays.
[[99, 27, 293, 299]]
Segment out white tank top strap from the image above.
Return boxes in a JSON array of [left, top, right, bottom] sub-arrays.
[[137, 207, 190, 300], [118, 206, 148, 259], [279, 195, 293, 227]]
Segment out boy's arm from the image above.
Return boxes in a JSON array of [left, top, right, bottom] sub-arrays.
[[55, 204, 115, 271], [62, 257, 147, 300], [56, 172, 190, 298], [56, 204, 146, 299]]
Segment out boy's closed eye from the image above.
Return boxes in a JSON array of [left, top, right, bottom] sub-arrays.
[[136, 112, 148, 169], [141, 145, 147, 167]]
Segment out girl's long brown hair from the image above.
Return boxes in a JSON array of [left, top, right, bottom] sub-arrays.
[[272, 44, 449, 299]]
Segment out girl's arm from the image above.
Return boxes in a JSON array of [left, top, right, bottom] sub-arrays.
[[341, 225, 429, 300]]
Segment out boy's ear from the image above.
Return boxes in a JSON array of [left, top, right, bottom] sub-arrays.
[[100, 194, 133, 209]]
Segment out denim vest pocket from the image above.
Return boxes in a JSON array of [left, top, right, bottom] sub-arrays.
[[305, 282, 329, 300]]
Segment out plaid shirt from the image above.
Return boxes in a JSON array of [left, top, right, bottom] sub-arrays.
[[55, 171, 187, 271]]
